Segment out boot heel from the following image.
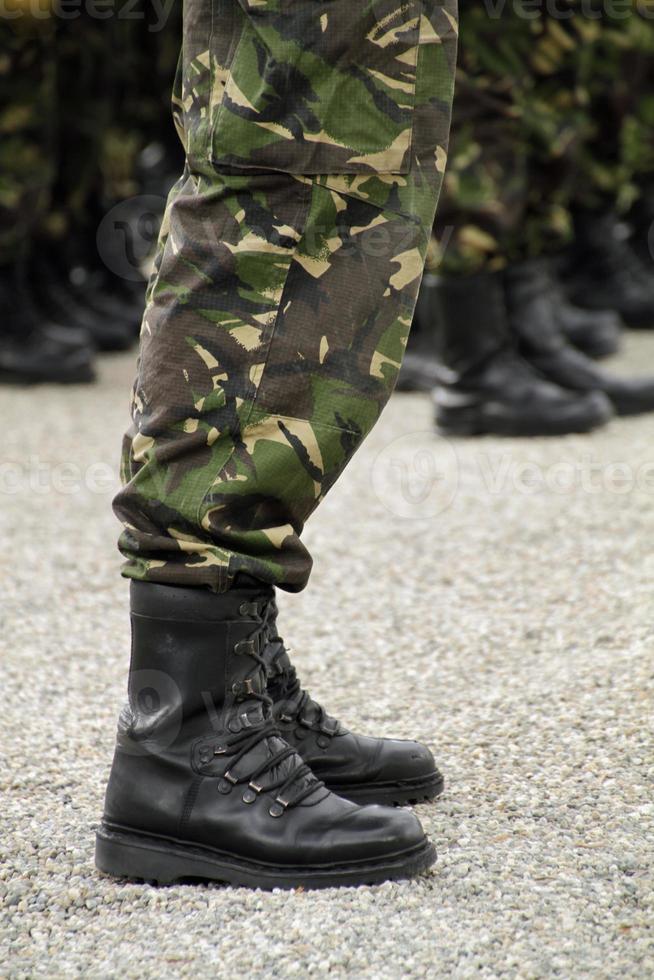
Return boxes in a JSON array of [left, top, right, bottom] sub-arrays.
[[95, 827, 198, 886]]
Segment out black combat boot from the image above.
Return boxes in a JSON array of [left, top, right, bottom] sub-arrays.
[[558, 300, 622, 359], [545, 257, 623, 358], [564, 211, 654, 329], [506, 259, 654, 417], [626, 190, 654, 268], [54, 234, 145, 329], [432, 272, 612, 437], [96, 582, 436, 890], [0, 274, 96, 384], [34, 251, 136, 352], [260, 599, 443, 806], [397, 274, 444, 393]]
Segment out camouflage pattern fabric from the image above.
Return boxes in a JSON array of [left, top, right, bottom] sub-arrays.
[[573, 5, 654, 214], [0, 6, 56, 264], [114, 0, 458, 593], [434, 1, 654, 275]]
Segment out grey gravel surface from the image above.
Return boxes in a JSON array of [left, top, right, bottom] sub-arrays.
[[1, 336, 653, 979]]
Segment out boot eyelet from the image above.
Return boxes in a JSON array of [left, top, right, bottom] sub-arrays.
[[217, 778, 233, 795], [317, 735, 330, 749], [232, 678, 256, 697], [294, 728, 306, 741], [228, 718, 242, 734], [244, 780, 263, 803], [268, 801, 285, 818], [213, 745, 226, 756]]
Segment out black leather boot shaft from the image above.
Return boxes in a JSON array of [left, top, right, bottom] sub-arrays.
[[97, 582, 434, 889], [0, 270, 96, 385], [122, 580, 274, 745], [396, 273, 445, 393], [565, 211, 654, 328], [505, 259, 568, 355], [434, 271, 509, 377]]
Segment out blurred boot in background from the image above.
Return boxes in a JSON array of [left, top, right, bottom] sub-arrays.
[[506, 259, 654, 417], [0, 11, 95, 384], [395, 268, 445, 394], [432, 271, 612, 437]]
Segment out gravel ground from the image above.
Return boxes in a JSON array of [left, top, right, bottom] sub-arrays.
[[1, 336, 653, 979]]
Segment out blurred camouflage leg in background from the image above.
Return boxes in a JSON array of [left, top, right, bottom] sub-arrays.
[[113, 0, 458, 592], [563, 5, 654, 329], [570, 5, 654, 218], [432, 3, 654, 303], [30, 3, 184, 357], [434, 1, 589, 277], [0, 5, 56, 266], [415, 2, 654, 433], [0, 3, 95, 383]]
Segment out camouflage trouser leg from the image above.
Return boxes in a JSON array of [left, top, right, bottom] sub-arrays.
[[114, 0, 458, 593]]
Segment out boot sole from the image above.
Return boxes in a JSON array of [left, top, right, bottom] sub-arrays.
[[436, 408, 609, 438], [326, 771, 445, 807], [567, 338, 621, 360], [95, 823, 436, 890], [0, 364, 96, 385]]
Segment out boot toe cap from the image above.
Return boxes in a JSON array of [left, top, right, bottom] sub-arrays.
[[333, 802, 428, 860], [375, 738, 439, 783]]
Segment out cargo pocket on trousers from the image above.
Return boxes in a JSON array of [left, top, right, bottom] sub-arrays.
[[211, 0, 423, 175]]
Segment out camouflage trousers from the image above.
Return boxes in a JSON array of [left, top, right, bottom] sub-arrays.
[[114, 0, 458, 593]]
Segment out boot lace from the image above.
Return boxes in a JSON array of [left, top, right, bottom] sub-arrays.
[[211, 600, 324, 816], [262, 601, 339, 738]]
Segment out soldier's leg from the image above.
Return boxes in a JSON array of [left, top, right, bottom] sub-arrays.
[[0, 8, 95, 384], [97, 2, 458, 890], [420, 4, 613, 436], [435, 4, 654, 424], [565, 9, 654, 330], [114, 0, 458, 593], [36, 10, 143, 351]]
